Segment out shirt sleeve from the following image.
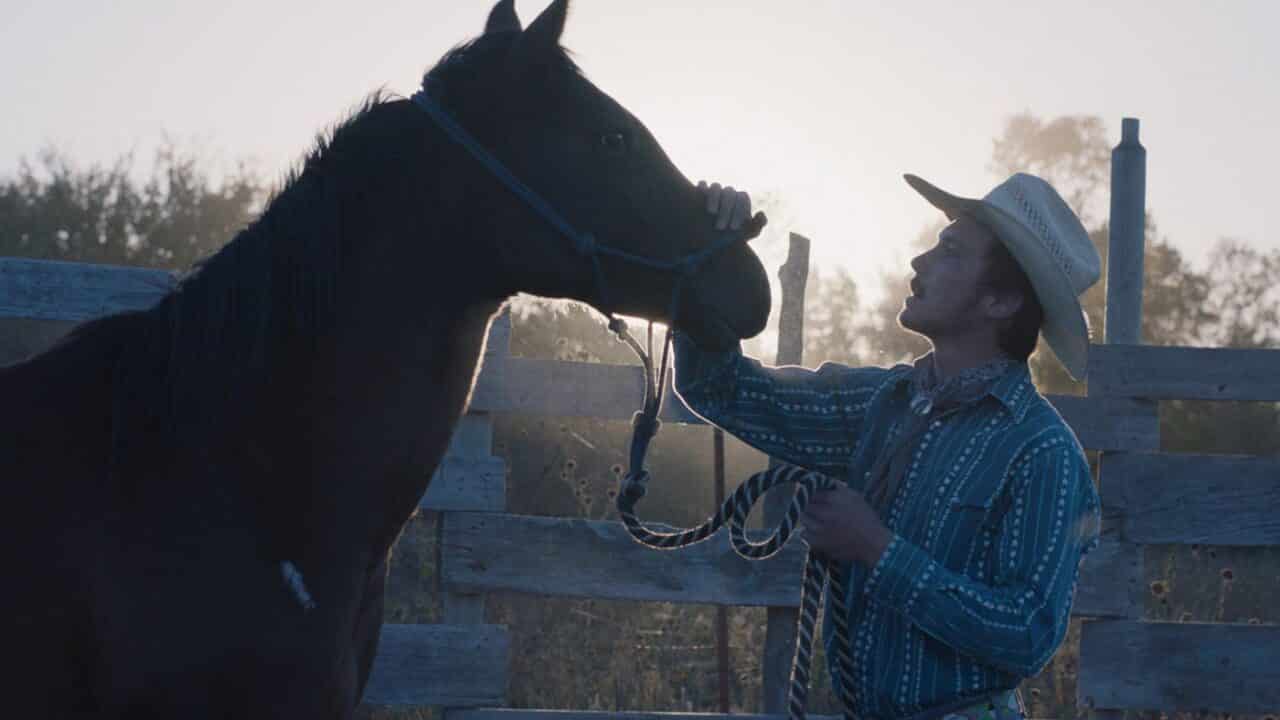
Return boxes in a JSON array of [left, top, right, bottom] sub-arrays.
[[861, 429, 1102, 677], [671, 331, 893, 477]]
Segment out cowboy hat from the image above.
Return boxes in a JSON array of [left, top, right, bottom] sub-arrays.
[[904, 172, 1101, 380]]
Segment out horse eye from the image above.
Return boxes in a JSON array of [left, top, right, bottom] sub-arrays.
[[600, 132, 627, 154]]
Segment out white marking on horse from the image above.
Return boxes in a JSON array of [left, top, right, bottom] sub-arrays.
[[281, 561, 318, 611]]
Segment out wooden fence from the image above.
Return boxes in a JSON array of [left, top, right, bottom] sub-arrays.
[[3, 118, 1279, 717]]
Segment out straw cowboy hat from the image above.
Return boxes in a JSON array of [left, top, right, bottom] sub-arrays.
[[904, 172, 1101, 380]]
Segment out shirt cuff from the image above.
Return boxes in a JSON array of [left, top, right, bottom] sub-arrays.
[[863, 533, 941, 617]]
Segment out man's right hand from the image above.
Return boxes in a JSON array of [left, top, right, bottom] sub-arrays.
[[697, 180, 753, 231]]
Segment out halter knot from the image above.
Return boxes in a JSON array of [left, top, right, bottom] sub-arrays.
[[619, 471, 649, 505]]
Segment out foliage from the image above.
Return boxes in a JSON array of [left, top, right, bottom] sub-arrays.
[[0, 146, 264, 270]]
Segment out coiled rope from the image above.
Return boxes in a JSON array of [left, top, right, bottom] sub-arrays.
[[610, 319, 860, 720]]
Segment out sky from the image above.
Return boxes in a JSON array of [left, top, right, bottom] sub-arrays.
[[2, 0, 1277, 302]]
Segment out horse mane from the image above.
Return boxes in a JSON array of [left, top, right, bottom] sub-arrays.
[[93, 90, 396, 451], [92, 29, 583, 453]]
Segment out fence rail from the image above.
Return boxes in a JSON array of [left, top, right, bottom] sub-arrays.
[[1089, 343, 1280, 401], [364, 624, 509, 706], [1078, 620, 1280, 713], [1099, 452, 1280, 545], [0, 261, 1164, 452], [439, 511, 1141, 618]]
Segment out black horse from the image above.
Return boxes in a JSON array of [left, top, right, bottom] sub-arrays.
[[0, 1, 771, 717]]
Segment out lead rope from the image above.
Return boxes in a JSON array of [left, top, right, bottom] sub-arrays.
[[609, 320, 860, 720]]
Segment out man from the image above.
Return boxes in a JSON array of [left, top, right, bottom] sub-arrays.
[[680, 174, 1103, 720]]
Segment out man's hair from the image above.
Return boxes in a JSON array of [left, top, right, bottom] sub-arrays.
[[980, 239, 1044, 361]]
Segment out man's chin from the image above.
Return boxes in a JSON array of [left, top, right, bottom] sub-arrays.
[[897, 307, 920, 334], [897, 308, 935, 342]]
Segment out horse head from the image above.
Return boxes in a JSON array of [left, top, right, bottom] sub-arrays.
[[422, 0, 772, 349]]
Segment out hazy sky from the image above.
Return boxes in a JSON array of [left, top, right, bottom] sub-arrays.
[[3, 0, 1276, 299]]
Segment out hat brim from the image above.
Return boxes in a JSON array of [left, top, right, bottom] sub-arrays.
[[903, 173, 1090, 380]]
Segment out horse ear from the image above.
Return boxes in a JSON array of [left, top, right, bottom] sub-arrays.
[[518, 0, 569, 54], [484, 0, 521, 34]]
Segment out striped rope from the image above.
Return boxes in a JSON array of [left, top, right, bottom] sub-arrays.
[[617, 462, 860, 720]]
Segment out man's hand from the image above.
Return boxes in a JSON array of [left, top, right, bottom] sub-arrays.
[[697, 180, 752, 231], [800, 487, 895, 567]]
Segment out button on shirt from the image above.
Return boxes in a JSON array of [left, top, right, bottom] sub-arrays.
[[671, 334, 1101, 719]]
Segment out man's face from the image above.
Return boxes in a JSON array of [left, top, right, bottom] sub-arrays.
[[898, 215, 1002, 342]]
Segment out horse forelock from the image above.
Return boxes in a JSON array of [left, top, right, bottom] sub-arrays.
[[422, 33, 583, 103]]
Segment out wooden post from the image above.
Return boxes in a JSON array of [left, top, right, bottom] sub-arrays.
[[1087, 118, 1148, 720], [762, 232, 810, 713], [713, 428, 730, 713], [439, 307, 511, 719], [1105, 118, 1147, 346]]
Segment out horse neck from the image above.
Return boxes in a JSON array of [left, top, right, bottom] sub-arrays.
[[257, 146, 510, 556], [126, 107, 513, 560]]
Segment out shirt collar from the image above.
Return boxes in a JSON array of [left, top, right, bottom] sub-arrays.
[[896, 354, 1036, 423], [989, 360, 1036, 422]]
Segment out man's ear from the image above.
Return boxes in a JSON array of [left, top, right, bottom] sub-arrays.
[[983, 289, 1025, 325]]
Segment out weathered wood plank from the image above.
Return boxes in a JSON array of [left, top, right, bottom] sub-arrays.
[[1100, 452, 1280, 545], [1045, 395, 1158, 451], [763, 232, 811, 714], [1078, 619, 1280, 712], [0, 257, 175, 321], [436, 408, 501, 628], [441, 511, 803, 607], [1090, 343, 1280, 401], [422, 455, 506, 513], [0, 259, 1166, 452], [469, 357, 1158, 443], [1073, 537, 1142, 619], [469, 358, 701, 424], [363, 624, 508, 707], [440, 512, 1134, 616]]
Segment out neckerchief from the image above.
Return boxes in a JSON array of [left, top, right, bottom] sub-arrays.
[[864, 353, 1015, 513]]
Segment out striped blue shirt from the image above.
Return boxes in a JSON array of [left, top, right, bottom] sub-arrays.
[[671, 335, 1101, 718]]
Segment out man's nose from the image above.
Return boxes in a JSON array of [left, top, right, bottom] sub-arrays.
[[909, 252, 926, 273]]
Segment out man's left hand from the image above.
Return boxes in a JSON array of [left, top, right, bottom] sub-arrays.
[[696, 180, 752, 231], [800, 486, 895, 567]]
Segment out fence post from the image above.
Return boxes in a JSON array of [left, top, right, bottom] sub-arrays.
[[438, 307, 511, 718], [1105, 118, 1147, 346], [1086, 118, 1147, 720], [762, 232, 810, 713]]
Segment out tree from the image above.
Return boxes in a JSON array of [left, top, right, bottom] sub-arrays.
[[1199, 239, 1280, 349], [989, 114, 1111, 226], [0, 145, 264, 271], [801, 266, 864, 368]]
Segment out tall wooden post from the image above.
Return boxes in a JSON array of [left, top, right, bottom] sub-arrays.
[[714, 427, 730, 712], [762, 232, 810, 713], [438, 308, 511, 720], [1105, 118, 1147, 346], [1088, 118, 1147, 720]]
